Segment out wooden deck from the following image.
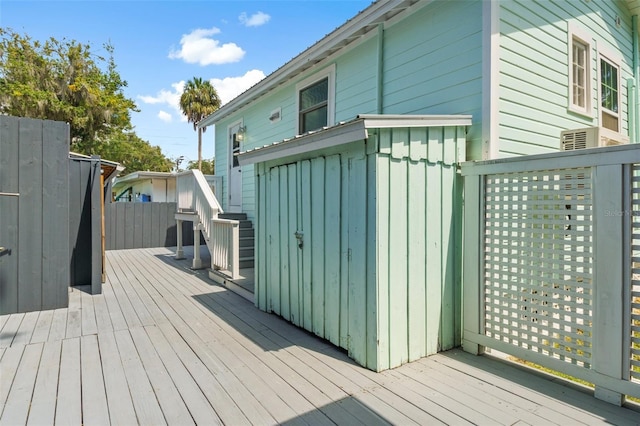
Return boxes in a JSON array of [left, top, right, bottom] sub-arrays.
[[1, 247, 639, 425]]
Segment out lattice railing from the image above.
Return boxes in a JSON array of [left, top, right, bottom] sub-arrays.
[[462, 145, 640, 405], [631, 165, 640, 383], [484, 168, 593, 367]]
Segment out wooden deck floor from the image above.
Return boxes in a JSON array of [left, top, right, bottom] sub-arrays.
[[1, 247, 639, 425]]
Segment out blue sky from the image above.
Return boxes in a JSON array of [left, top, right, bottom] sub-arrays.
[[2, 0, 371, 165]]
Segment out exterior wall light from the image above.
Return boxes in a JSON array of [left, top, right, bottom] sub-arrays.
[[237, 126, 247, 142]]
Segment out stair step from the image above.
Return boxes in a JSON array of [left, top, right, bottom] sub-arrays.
[[240, 228, 254, 238], [219, 213, 247, 220], [239, 257, 254, 269], [239, 247, 254, 257], [239, 237, 253, 247], [239, 220, 252, 229]]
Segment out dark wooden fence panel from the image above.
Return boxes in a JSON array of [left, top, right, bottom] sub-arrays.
[[0, 116, 70, 315], [68, 158, 102, 293], [105, 202, 196, 250]]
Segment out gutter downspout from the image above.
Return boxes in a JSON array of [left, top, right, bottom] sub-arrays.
[[377, 23, 384, 114]]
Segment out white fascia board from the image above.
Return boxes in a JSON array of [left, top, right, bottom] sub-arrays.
[[359, 114, 472, 128], [198, 0, 416, 129], [238, 120, 367, 165]]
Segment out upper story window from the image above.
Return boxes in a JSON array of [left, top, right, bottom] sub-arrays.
[[296, 64, 335, 134], [299, 78, 328, 133], [600, 56, 620, 132], [568, 25, 591, 116]]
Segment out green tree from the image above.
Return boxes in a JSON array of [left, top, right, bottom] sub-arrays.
[[179, 77, 220, 170], [187, 158, 215, 175], [0, 28, 173, 173], [94, 130, 173, 174], [0, 28, 136, 152]]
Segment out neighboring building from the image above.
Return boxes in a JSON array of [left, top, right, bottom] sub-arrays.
[[113, 171, 177, 203], [196, 0, 640, 371]]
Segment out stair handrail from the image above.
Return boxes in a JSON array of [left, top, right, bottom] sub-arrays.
[[176, 169, 240, 278]]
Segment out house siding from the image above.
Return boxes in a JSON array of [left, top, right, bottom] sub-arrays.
[[498, 0, 634, 157], [214, 0, 484, 222], [382, 0, 483, 158]]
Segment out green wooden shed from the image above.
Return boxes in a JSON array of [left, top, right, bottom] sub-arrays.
[[238, 115, 470, 371]]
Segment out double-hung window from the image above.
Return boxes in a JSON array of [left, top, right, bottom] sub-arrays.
[[568, 26, 591, 116], [296, 65, 335, 134], [600, 56, 620, 132], [299, 78, 328, 133]]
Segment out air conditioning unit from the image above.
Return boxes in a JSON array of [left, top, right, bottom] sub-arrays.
[[560, 126, 629, 151]]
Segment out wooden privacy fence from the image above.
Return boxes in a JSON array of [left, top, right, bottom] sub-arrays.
[[0, 116, 69, 314], [105, 202, 196, 250], [461, 144, 640, 406]]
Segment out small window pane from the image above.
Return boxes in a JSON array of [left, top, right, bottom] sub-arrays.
[[572, 39, 587, 109], [601, 59, 618, 114], [301, 105, 327, 133], [300, 78, 328, 110]]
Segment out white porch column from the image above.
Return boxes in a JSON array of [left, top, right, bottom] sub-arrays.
[[175, 219, 185, 260], [192, 224, 203, 269]]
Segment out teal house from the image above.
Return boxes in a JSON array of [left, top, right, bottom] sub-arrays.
[[198, 0, 640, 371]]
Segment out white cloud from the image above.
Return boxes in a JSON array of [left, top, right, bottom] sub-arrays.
[[239, 11, 271, 27], [169, 27, 245, 66], [210, 69, 266, 104], [138, 70, 266, 125], [139, 81, 187, 122], [158, 111, 172, 123]]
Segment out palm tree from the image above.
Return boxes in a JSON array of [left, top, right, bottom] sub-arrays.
[[179, 77, 221, 170]]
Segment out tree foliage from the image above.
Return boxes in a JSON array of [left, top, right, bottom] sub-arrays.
[[94, 130, 173, 173], [179, 77, 220, 170], [187, 158, 215, 175], [0, 28, 172, 174]]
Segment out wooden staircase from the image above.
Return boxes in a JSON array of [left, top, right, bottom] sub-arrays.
[[218, 213, 254, 269]]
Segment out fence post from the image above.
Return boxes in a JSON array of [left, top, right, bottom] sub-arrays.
[[462, 173, 485, 355], [593, 164, 625, 405]]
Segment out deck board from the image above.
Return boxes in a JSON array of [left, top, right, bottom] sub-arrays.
[[0, 246, 639, 425]]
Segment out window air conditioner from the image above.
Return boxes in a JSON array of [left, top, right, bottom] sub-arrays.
[[560, 126, 629, 151]]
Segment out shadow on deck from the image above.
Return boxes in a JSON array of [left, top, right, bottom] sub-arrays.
[[1, 247, 639, 425]]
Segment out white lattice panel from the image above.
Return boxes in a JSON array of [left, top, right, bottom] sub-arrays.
[[631, 165, 640, 383], [483, 168, 593, 367]]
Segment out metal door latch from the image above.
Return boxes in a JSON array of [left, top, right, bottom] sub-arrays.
[[294, 231, 303, 249]]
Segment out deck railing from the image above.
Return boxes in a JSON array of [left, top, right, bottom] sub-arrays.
[[210, 218, 239, 277], [461, 144, 640, 406], [175, 170, 240, 278]]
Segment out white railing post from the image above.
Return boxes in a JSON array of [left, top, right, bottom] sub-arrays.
[[593, 164, 626, 405], [462, 174, 485, 355], [176, 219, 185, 259], [192, 223, 203, 269], [230, 221, 240, 279]]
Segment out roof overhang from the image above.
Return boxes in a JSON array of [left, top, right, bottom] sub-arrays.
[[113, 171, 176, 185], [198, 0, 422, 129], [69, 152, 123, 181], [238, 114, 472, 166]]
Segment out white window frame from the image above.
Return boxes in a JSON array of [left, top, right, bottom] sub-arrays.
[[598, 46, 622, 133], [567, 24, 592, 117], [295, 64, 335, 135]]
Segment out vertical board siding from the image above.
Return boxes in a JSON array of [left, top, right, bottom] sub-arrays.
[[498, 0, 634, 156], [255, 126, 464, 371], [0, 116, 20, 314], [105, 202, 192, 250], [18, 120, 44, 312], [375, 126, 464, 370], [0, 117, 70, 315]]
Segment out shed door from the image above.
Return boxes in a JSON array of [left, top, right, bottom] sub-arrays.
[[265, 163, 303, 325], [261, 152, 367, 359]]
